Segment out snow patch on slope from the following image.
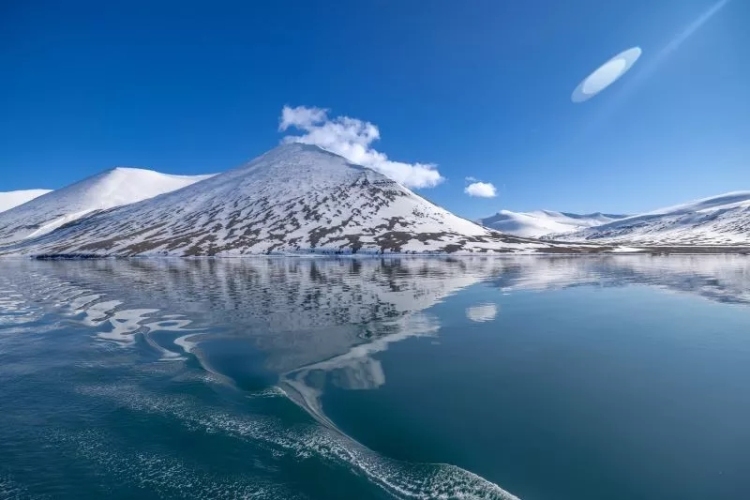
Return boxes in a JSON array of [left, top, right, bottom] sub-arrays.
[[0, 168, 213, 246], [0, 189, 52, 213]]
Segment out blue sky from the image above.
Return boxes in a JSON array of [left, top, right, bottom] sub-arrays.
[[1, 0, 747, 218]]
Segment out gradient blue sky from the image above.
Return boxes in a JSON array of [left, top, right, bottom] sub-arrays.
[[1, 0, 747, 218]]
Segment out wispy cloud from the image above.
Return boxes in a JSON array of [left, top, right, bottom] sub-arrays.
[[464, 180, 497, 198], [279, 105, 444, 189]]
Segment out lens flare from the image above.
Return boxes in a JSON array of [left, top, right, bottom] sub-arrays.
[[572, 47, 642, 103]]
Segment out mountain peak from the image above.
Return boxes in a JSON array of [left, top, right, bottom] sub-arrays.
[[107, 166, 151, 173], [240, 142, 370, 175]]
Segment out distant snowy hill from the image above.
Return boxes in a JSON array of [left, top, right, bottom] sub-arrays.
[[480, 210, 627, 238], [5, 144, 601, 257], [0, 168, 213, 246], [562, 192, 750, 245], [0, 189, 52, 213]]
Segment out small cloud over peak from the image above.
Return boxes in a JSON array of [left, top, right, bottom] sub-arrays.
[[464, 180, 497, 198], [279, 105, 329, 131], [279, 105, 443, 189]]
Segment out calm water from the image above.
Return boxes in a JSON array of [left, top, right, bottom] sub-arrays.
[[1, 256, 749, 500]]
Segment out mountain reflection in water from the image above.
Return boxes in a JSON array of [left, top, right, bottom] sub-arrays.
[[1, 255, 749, 500]]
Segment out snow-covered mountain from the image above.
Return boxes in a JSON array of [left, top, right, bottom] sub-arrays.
[[0, 189, 52, 213], [561, 192, 750, 246], [5, 144, 602, 257], [480, 209, 626, 238], [0, 167, 213, 246]]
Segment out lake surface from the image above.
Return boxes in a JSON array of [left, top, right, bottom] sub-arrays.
[[1, 256, 749, 500]]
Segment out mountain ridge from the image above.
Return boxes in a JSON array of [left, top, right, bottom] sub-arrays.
[[4, 144, 601, 257], [559, 191, 750, 245], [479, 209, 627, 238], [5, 146, 747, 255]]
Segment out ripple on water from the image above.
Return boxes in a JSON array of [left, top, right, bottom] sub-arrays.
[[0, 472, 47, 500], [1, 261, 521, 499], [46, 429, 300, 500], [74, 383, 519, 500], [0, 272, 198, 359]]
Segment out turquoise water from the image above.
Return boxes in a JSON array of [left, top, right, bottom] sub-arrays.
[[1, 256, 749, 499]]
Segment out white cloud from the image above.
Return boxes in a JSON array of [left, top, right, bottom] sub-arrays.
[[279, 105, 444, 189], [464, 181, 497, 198]]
